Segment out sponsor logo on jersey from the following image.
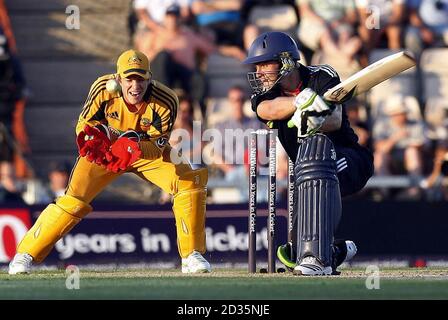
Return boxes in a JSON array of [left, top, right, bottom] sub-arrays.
[[331, 148, 337, 160], [106, 111, 120, 120], [140, 118, 152, 131]]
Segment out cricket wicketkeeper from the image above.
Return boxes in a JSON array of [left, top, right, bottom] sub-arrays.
[[9, 50, 211, 274], [244, 32, 374, 275]]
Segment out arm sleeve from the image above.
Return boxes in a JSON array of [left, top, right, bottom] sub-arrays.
[[250, 86, 282, 127], [314, 65, 341, 96], [314, 65, 342, 111], [76, 77, 110, 135]]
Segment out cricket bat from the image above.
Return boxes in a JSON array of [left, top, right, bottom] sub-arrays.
[[323, 50, 416, 103]]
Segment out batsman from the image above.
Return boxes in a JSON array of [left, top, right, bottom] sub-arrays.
[[9, 50, 211, 274], [244, 32, 374, 275]]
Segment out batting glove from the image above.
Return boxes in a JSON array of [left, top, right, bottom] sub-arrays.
[[76, 124, 111, 165], [105, 131, 142, 173], [288, 88, 332, 137]]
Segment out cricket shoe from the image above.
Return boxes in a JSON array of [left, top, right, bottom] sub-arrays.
[[8, 253, 33, 275], [332, 239, 357, 274], [276, 242, 296, 272], [181, 251, 211, 273], [293, 256, 332, 276], [277, 240, 358, 274]]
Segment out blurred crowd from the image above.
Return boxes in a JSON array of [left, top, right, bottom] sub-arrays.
[[2, 0, 448, 204]]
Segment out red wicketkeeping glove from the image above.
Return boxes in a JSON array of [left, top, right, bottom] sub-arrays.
[[105, 136, 142, 173], [76, 125, 111, 165]]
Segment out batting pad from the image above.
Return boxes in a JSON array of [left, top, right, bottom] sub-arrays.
[[295, 134, 341, 267]]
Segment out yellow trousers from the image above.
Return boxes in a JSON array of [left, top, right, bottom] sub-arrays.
[[17, 146, 207, 262]]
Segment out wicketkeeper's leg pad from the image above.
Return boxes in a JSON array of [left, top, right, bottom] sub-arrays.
[[17, 195, 92, 263], [172, 168, 208, 258]]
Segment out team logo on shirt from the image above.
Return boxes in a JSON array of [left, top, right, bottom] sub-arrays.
[[331, 148, 337, 160], [140, 118, 152, 131]]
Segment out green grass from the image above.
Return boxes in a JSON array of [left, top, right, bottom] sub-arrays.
[[1, 268, 448, 299]]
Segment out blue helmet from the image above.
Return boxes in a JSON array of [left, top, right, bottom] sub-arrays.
[[243, 31, 300, 65], [243, 32, 300, 94]]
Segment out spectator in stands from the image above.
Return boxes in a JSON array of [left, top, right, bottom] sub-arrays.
[[191, 0, 247, 61], [405, 0, 448, 57], [373, 95, 425, 198], [133, 0, 192, 58], [0, 27, 27, 199], [243, 24, 261, 53], [346, 99, 371, 148], [0, 0, 18, 54], [20, 161, 71, 205], [356, 0, 405, 56], [240, 1, 296, 51], [19, 160, 71, 205], [150, 4, 215, 117], [421, 135, 448, 197], [420, 100, 448, 197], [160, 95, 204, 204], [0, 152, 18, 195], [297, 0, 362, 63], [169, 95, 203, 169], [0, 4, 31, 181], [47, 161, 71, 199], [0, 158, 24, 203], [160, 95, 202, 204], [211, 85, 263, 202]]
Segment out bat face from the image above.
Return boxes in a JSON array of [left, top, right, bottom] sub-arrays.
[[323, 51, 416, 103]]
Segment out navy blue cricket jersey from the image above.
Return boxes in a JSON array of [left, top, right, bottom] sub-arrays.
[[251, 64, 374, 196], [251, 64, 359, 162]]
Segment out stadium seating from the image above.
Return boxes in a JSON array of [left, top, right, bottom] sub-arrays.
[[6, 0, 448, 203], [7, 0, 128, 60], [373, 95, 423, 123], [368, 49, 418, 119], [205, 97, 254, 127], [205, 53, 250, 98], [420, 48, 448, 102], [247, 4, 298, 36], [311, 51, 362, 81], [8, 0, 129, 179], [424, 97, 448, 141]]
